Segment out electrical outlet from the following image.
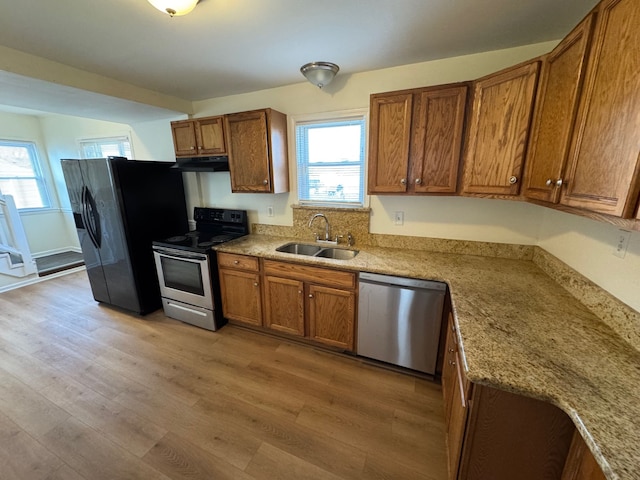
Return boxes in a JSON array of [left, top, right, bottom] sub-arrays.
[[394, 211, 404, 226], [267, 205, 274, 217], [613, 229, 631, 258]]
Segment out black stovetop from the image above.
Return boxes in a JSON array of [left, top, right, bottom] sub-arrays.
[[152, 207, 249, 254]]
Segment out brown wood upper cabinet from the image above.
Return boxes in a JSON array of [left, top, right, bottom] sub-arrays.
[[171, 116, 227, 157], [462, 61, 540, 195], [225, 108, 289, 194], [560, 0, 640, 218], [523, 14, 595, 203], [368, 84, 468, 194]]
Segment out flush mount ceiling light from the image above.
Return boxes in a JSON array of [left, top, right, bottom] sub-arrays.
[[147, 0, 199, 17], [300, 62, 340, 89]]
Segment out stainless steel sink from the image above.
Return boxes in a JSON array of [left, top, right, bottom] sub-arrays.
[[276, 243, 323, 255], [314, 248, 359, 260], [276, 242, 359, 260]]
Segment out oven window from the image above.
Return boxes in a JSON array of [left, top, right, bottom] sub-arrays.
[[160, 256, 204, 296]]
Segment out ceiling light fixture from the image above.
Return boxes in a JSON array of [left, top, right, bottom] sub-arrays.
[[147, 0, 199, 17], [300, 62, 340, 89]]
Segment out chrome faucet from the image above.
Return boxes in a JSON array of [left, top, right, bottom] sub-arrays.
[[308, 213, 331, 242]]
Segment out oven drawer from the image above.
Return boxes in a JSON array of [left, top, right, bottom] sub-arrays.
[[162, 298, 218, 331], [218, 252, 259, 272]]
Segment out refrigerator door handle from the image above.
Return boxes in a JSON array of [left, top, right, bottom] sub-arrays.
[[81, 186, 102, 249]]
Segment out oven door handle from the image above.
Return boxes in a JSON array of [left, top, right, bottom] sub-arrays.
[[153, 247, 208, 261]]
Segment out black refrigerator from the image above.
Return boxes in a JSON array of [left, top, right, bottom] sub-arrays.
[[61, 157, 188, 315]]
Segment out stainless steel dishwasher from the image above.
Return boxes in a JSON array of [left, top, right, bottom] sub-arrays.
[[357, 272, 446, 375]]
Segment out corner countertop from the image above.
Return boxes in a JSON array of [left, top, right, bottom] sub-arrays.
[[214, 234, 640, 480]]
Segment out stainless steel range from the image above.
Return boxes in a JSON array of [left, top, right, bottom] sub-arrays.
[[152, 207, 249, 331]]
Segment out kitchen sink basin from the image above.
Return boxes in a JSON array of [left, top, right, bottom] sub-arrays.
[[314, 248, 359, 260], [276, 243, 359, 260], [276, 243, 323, 255]]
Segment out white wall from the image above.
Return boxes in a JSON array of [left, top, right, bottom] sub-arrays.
[[0, 111, 77, 254], [538, 208, 640, 312]]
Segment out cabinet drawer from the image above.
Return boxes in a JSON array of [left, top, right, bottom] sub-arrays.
[[217, 253, 259, 272], [263, 260, 356, 289]]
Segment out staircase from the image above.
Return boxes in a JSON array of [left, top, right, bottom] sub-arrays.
[[0, 194, 37, 277]]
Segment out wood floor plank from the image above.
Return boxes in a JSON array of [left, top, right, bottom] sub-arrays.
[[44, 464, 88, 480], [246, 442, 344, 480], [114, 384, 262, 470], [0, 412, 64, 480], [0, 343, 63, 392], [0, 366, 70, 438], [40, 375, 167, 457], [40, 417, 172, 480], [143, 431, 256, 480], [32, 341, 146, 401], [193, 394, 367, 480]]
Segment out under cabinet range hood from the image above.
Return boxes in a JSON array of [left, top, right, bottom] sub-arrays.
[[171, 156, 230, 172]]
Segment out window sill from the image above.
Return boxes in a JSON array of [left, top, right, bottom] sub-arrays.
[[292, 203, 371, 213]]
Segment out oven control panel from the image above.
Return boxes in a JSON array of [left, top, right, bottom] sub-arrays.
[[194, 207, 247, 224]]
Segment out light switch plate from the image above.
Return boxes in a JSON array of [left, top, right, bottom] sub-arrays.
[[394, 211, 404, 226], [267, 205, 274, 217]]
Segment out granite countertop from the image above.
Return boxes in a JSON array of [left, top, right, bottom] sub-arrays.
[[215, 234, 640, 480]]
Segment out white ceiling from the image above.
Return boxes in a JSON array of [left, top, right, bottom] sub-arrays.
[[0, 0, 599, 122]]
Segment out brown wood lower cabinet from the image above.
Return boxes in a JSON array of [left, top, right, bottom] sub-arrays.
[[561, 430, 607, 480], [218, 253, 263, 327], [442, 315, 607, 480], [218, 254, 357, 351], [263, 260, 357, 351]]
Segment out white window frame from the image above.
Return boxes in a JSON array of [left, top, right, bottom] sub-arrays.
[[293, 109, 368, 208], [78, 135, 134, 159], [0, 139, 52, 211]]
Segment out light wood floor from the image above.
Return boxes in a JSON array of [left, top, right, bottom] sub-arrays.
[[0, 271, 447, 480]]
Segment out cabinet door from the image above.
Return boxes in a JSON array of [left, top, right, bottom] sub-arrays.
[[462, 61, 540, 195], [308, 284, 355, 351], [226, 110, 272, 193], [368, 92, 413, 193], [441, 314, 458, 427], [560, 0, 640, 217], [412, 85, 467, 193], [263, 276, 305, 337], [171, 120, 198, 156], [523, 15, 594, 203], [458, 386, 574, 480], [447, 359, 468, 480], [197, 116, 227, 155], [219, 269, 262, 326], [561, 430, 607, 480]]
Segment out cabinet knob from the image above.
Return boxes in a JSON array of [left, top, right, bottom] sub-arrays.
[[415, 178, 422, 185], [190, 146, 195, 150], [448, 348, 454, 353], [234, 260, 239, 264], [545, 178, 553, 186], [400, 178, 407, 185], [253, 282, 259, 287], [556, 179, 563, 187], [308, 294, 314, 299], [263, 179, 269, 185], [298, 290, 302, 294], [509, 176, 518, 185]]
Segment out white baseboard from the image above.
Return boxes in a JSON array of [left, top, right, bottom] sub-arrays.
[[32, 246, 83, 258], [0, 265, 86, 293]]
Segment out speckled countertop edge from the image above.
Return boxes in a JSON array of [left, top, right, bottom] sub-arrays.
[[214, 234, 640, 480]]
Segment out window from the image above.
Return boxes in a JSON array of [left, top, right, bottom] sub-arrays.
[[296, 113, 366, 207], [0, 140, 51, 210], [79, 136, 132, 159]]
